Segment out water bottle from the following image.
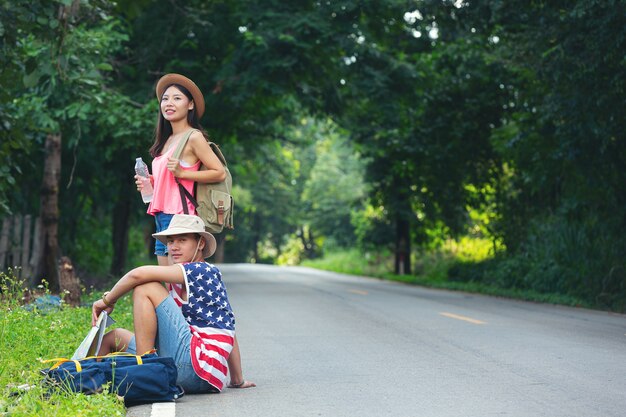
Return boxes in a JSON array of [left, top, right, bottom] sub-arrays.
[[135, 157, 153, 203]]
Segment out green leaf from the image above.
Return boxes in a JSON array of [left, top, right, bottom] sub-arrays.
[[66, 103, 79, 118], [23, 71, 41, 88], [96, 63, 113, 71], [80, 78, 98, 86]]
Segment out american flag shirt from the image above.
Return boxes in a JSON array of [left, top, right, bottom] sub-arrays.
[[169, 262, 235, 391]]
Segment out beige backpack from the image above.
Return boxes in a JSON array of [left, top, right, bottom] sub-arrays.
[[172, 129, 233, 233]]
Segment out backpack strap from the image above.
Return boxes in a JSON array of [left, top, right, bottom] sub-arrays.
[[177, 184, 198, 214], [172, 129, 200, 213], [173, 130, 227, 167], [171, 129, 197, 161]]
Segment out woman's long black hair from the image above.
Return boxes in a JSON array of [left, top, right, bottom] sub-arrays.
[[149, 83, 206, 158]]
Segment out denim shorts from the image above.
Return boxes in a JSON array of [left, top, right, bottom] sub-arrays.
[[153, 213, 174, 256], [126, 296, 219, 394]]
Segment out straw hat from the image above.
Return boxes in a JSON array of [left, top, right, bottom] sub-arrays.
[[155, 73, 205, 118], [152, 214, 216, 258]]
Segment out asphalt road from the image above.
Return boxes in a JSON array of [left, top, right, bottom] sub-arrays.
[[128, 263, 626, 417]]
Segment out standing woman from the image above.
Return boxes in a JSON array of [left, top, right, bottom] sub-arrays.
[[137, 73, 225, 266]]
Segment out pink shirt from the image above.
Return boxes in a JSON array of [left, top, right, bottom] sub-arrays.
[[147, 140, 201, 216]]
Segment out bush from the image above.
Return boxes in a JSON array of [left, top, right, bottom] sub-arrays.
[[351, 204, 394, 252], [449, 214, 626, 311], [301, 247, 393, 277]]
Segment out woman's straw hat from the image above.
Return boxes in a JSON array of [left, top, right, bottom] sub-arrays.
[[152, 214, 216, 258], [155, 73, 205, 118]]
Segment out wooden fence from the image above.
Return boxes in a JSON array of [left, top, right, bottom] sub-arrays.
[[0, 215, 41, 280]]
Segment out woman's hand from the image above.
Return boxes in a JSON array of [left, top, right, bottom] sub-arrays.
[[166, 157, 183, 178], [228, 379, 257, 389], [134, 174, 144, 192], [92, 298, 114, 326], [135, 174, 154, 192]]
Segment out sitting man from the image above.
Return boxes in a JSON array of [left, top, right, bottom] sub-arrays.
[[92, 214, 255, 393]]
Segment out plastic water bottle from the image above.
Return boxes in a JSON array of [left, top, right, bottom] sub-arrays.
[[135, 157, 153, 203]]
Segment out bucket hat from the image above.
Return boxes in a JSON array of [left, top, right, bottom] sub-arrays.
[[156, 73, 205, 118], [152, 214, 216, 258]]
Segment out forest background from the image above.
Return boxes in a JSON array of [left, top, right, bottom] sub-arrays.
[[1, 0, 625, 311]]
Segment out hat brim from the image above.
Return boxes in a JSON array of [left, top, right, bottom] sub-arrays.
[[156, 73, 205, 118], [152, 228, 217, 259]]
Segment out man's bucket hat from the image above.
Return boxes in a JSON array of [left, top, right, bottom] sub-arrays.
[[156, 73, 205, 118], [152, 214, 216, 258]]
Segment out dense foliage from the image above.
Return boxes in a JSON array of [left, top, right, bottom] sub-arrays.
[[1, 0, 624, 309]]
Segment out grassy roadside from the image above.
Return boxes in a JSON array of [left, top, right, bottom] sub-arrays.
[[300, 247, 592, 309], [0, 272, 132, 417]]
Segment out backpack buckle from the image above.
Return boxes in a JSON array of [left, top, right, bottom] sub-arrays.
[[217, 200, 224, 225]]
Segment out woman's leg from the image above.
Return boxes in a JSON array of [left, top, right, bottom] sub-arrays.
[[97, 328, 134, 355], [154, 213, 174, 266], [132, 282, 170, 354]]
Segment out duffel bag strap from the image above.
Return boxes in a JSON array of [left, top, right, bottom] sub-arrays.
[[41, 349, 156, 371], [42, 358, 83, 372]]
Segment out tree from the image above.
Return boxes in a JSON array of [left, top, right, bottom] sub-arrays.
[[2, 0, 131, 289], [419, 0, 626, 307], [301, 119, 368, 248]]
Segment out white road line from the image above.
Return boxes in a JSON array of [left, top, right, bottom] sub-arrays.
[[150, 402, 176, 417]]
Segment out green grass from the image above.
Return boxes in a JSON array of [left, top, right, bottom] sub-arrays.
[[0, 271, 133, 416], [301, 241, 592, 309], [300, 247, 394, 277]]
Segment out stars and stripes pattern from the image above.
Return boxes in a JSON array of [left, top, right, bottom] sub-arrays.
[[169, 262, 235, 391]]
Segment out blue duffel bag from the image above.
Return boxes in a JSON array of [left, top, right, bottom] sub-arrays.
[[43, 351, 184, 406]]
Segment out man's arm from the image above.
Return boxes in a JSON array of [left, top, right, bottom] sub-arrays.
[[227, 335, 256, 388]]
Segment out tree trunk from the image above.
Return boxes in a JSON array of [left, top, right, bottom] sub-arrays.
[[21, 215, 33, 278], [12, 215, 22, 273], [393, 187, 412, 275], [252, 213, 260, 262], [394, 216, 411, 275], [110, 186, 131, 276], [213, 233, 225, 263], [142, 220, 155, 260], [34, 133, 61, 292], [0, 217, 10, 268], [29, 217, 42, 278], [59, 256, 81, 306], [299, 227, 317, 259]]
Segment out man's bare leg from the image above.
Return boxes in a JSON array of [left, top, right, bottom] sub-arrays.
[[132, 282, 169, 354]]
